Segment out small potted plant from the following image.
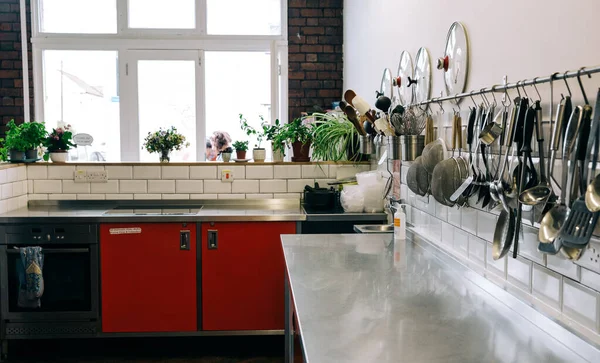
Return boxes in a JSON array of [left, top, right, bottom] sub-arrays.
[[239, 114, 267, 162], [20, 121, 47, 159], [221, 146, 233, 162], [263, 118, 284, 162], [232, 140, 249, 160], [43, 125, 76, 163], [1, 120, 28, 161], [142, 126, 189, 163], [276, 118, 313, 162]]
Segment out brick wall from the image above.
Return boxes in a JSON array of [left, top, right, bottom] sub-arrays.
[[0, 0, 33, 134], [288, 0, 343, 119]]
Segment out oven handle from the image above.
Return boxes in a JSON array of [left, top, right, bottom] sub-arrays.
[[7, 248, 90, 254]]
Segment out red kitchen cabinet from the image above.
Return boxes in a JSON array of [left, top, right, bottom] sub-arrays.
[[100, 223, 197, 333], [202, 222, 296, 331]]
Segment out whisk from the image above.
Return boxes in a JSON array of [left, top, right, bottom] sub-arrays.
[[391, 107, 426, 136]]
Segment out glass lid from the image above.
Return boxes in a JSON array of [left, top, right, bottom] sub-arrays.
[[379, 68, 393, 99], [414, 47, 431, 104], [396, 51, 414, 106], [438, 22, 469, 104]]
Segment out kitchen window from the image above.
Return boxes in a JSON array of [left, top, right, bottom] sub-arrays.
[[31, 0, 287, 161]]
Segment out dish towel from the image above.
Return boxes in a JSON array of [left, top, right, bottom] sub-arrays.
[[17, 247, 44, 308]]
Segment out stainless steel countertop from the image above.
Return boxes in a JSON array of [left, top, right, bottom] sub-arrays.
[[0, 200, 387, 223], [281, 232, 600, 363]]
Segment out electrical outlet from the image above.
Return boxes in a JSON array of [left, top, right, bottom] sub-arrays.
[[221, 169, 233, 182], [575, 241, 600, 273], [73, 170, 108, 183]]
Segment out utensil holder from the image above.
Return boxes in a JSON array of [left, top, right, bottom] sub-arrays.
[[375, 135, 387, 160], [359, 135, 374, 154], [400, 135, 425, 161], [387, 136, 402, 160]]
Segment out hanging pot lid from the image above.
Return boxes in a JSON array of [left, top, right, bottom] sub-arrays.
[[414, 47, 432, 104], [379, 68, 393, 99], [438, 21, 469, 104], [395, 51, 415, 106]]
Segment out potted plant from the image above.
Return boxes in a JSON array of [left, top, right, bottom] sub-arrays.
[[43, 125, 76, 163], [221, 146, 233, 162], [239, 114, 266, 162], [275, 118, 313, 162], [310, 113, 365, 162], [142, 126, 189, 163], [20, 121, 47, 159], [263, 119, 284, 162], [232, 140, 249, 160], [1, 120, 28, 161]]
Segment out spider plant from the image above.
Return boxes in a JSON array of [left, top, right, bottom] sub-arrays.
[[307, 112, 362, 162]]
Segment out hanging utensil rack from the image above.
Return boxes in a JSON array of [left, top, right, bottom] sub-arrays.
[[407, 66, 600, 107]]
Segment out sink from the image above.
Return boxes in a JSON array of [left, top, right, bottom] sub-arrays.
[[353, 224, 394, 233]]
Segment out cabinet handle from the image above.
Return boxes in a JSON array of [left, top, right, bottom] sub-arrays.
[[207, 230, 218, 250], [180, 230, 190, 250]]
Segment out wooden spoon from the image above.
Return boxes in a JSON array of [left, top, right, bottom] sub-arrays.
[[344, 90, 356, 106], [344, 105, 366, 136]]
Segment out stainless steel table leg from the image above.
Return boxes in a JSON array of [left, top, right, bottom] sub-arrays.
[[284, 272, 294, 363]]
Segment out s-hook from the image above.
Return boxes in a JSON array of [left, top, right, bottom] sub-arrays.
[[532, 77, 542, 103], [563, 70, 572, 97], [576, 68, 589, 105]]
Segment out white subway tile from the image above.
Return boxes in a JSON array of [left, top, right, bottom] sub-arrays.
[[331, 165, 362, 179], [441, 222, 454, 248], [217, 165, 245, 179], [0, 170, 5, 184], [34, 180, 62, 194], [75, 165, 105, 171], [562, 279, 599, 331], [274, 193, 301, 200], [519, 226, 545, 265], [477, 211, 496, 242], [532, 264, 561, 310], [328, 165, 338, 178], [581, 268, 600, 293], [77, 194, 106, 200], [204, 180, 232, 194], [162, 194, 190, 200], [547, 254, 581, 281], [190, 194, 218, 200], [453, 228, 469, 257], [0, 200, 6, 214], [507, 256, 532, 292], [11, 181, 23, 197], [106, 194, 133, 200], [106, 166, 133, 179], [246, 165, 273, 179], [29, 194, 48, 200], [162, 166, 189, 179], [468, 235, 487, 268], [302, 165, 328, 178], [133, 166, 161, 179], [28, 165, 47, 180], [6, 167, 17, 182], [246, 193, 273, 199], [461, 208, 477, 235], [274, 165, 301, 179], [429, 217, 442, 243], [232, 180, 259, 194], [190, 166, 217, 179], [486, 247, 507, 278], [400, 184, 408, 200], [435, 202, 448, 222], [62, 180, 91, 194], [17, 195, 26, 209], [447, 205, 461, 227], [134, 194, 162, 200], [16, 166, 26, 180], [27, 180, 33, 194], [176, 180, 203, 194], [6, 197, 18, 211], [218, 194, 245, 199], [91, 180, 119, 194], [260, 180, 287, 193], [148, 180, 175, 194], [287, 179, 314, 193], [49, 194, 77, 200], [23, 180, 28, 194], [120, 180, 147, 194], [47, 166, 75, 180]]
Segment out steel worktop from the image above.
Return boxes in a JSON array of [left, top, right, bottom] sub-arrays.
[[281, 232, 600, 363], [0, 200, 387, 223]]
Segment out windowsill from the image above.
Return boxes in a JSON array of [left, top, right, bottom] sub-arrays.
[[2, 161, 370, 167]]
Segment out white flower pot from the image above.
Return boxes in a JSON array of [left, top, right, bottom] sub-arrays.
[[253, 148, 266, 162], [222, 152, 232, 162], [273, 149, 284, 162], [50, 151, 68, 163]]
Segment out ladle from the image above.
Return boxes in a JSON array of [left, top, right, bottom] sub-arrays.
[[538, 106, 583, 243]]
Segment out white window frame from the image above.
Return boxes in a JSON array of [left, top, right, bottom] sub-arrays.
[[30, 0, 288, 161]]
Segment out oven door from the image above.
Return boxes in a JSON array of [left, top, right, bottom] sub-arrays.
[[0, 245, 99, 321]]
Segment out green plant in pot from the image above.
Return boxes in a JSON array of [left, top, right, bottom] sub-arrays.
[[20, 121, 47, 160], [142, 126, 189, 163], [239, 114, 282, 162], [0, 120, 29, 161], [263, 118, 284, 162], [274, 118, 313, 162], [43, 125, 76, 163], [310, 112, 366, 162], [232, 140, 249, 160]]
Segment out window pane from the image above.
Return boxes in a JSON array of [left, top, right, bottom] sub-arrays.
[[40, 0, 117, 34], [205, 52, 271, 160], [138, 60, 196, 162], [128, 0, 195, 29], [207, 0, 281, 35], [42, 50, 120, 161]]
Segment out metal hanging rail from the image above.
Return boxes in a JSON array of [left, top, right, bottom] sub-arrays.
[[409, 65, 600, 107]]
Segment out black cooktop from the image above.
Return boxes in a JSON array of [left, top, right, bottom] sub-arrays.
[[302, 205, 346, 214]]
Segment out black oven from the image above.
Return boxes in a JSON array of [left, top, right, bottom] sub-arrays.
[[0, 224, 99, 339]]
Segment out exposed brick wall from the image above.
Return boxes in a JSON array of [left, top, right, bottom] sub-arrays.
[[0, 0, 33, 134], [288, 0, 343, 119]]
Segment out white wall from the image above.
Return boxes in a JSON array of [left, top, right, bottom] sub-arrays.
[[344, 0, 600, 107]]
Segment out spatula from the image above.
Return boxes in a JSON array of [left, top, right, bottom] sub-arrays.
[[560, 92, 600, 248]]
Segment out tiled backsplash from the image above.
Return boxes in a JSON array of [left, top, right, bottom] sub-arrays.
[[0, 165, 28, 213], [399, 160, 600, 343], [26, 163, 371, 201]]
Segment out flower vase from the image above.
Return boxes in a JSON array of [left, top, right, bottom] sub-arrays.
[[159, 150, 171, 163], [49, 151, 68, 163]]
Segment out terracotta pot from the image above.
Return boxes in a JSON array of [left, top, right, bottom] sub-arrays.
[[252, 148, 266, 162], [236, 150, 247, 160], [291, 141, 311, 162], [50, 151, 68, 163]]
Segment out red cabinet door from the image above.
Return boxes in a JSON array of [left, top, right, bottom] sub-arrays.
[[202, 222, 296, 331], [100, 223, 197, 333]]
